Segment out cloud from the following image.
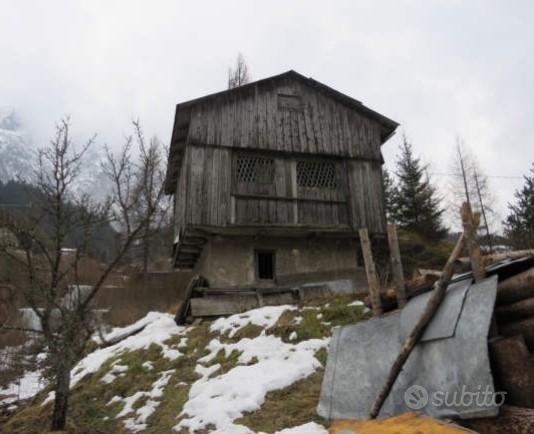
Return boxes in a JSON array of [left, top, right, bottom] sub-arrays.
[[1, 0, 533, 230]]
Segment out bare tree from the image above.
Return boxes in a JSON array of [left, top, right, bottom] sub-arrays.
[[0, 118, 167, 430], [228, 52, 250, 89], [450, 138, 495, 251], [130, 122, 170, 272]]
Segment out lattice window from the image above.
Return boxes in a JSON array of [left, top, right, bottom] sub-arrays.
[[297, 160, 337, 189], [235, 155, 275, 184]]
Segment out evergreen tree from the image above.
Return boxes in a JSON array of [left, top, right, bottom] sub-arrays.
[[503, 163, 534, 249], [391, 136, 447, 240], [382, 167, 397, 220]]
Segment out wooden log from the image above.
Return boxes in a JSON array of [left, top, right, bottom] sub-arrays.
[[497, 268, 534, 305], [456, 249, 534, 268], [489, 335, 534, 408], [496, 297, 534, 323], [500, 317, 534, 351], [359, 228, 382, 316], [414, 269, 443, 279], [369, 232, 466, 418], [461, 203, 485, 282], [460, 405, 534, 434], [387, 224, 406, 308]]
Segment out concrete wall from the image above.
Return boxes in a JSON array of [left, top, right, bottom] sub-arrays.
[[195, 235, 368, 293], [94, 271, 193, 326]]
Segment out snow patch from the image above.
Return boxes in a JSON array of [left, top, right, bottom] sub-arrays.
[[210, 305, 296, 338], [274, 422, 328, 433], [177, 332, 328, 432], [115, 369, 174, 433], [0, 370, 46, 407], [101, 363, 128, 384]]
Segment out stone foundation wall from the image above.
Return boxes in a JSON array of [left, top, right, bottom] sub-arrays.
[[195, 235, 368, 293]]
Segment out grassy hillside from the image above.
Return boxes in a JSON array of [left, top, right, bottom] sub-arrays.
[[2, 296, 371, 434]]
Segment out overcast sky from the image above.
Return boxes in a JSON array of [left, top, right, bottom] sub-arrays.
[[1, 0, 533, 230]]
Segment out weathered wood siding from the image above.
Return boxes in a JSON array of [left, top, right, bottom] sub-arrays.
[[186, 75, 383, 160], [347, 160, 386, 233], [174, 146, 385, 232], [171, 74, 389, 234], [174, 146, 232, 230]]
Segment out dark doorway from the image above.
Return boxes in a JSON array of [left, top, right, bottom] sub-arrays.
[[256, 250, 275, 280]]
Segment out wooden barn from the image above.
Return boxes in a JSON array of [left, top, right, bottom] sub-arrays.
[[165, 70, 398, 299]]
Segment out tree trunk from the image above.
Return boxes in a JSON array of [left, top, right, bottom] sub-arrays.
[[497, 268, 534, 305], [500, 317, 534, 351], [51, 360, 72, 431], [142, 225, 150, 274]]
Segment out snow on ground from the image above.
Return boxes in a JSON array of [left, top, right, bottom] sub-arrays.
[[177, 326, 329, 432], [42, 312, 186, 406], [71, 312, 185, 388], [101, 363, 128, 384], [4, 303, 340, 433], [274, 422, 328, 434], [0, 370, 46, 408], [115, 369, 175, 433], [210, 305, 297, 338]]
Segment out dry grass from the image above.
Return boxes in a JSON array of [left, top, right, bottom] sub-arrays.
[[236, 371, 328, 433], [2, 294, 371, 433]]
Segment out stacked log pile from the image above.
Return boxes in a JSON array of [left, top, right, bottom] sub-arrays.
[[489, 266, 534, 413]]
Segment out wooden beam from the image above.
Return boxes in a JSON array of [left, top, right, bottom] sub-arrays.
[[387, 224, 406, 308], [359, 228, 382, 316], [460, 202, 485, 282]]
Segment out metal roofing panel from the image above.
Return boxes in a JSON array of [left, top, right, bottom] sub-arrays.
[[318, 275, 499, 420]]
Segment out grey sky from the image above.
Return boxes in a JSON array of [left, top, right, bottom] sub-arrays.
[[1, 0, 533, 230]]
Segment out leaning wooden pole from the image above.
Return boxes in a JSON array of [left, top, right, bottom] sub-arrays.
[[387, 224, 406, 308], [369, 231, 466, 418], [359, 228, 382, 315], [461, 202, 485, 283]]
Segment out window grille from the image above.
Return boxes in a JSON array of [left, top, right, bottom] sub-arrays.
[[297, 160, 337, 189], [235, 156, 275, 184]]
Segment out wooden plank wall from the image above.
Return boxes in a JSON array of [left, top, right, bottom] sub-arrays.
[[173, 74, 388, 233], [175, 146, 232, 228], [347, 160, 386, 233], [175, 146, 385, 232], [186, 76, 382, 160]]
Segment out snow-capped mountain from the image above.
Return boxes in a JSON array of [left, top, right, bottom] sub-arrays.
[[0, 109, 37, 183], [0, 108, 110, 201]]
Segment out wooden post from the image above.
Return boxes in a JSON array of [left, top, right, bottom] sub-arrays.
[[359, 228, 382, 316], [460, 202, 485, 282], [387, 224, 406, 308], [369, 231, 466, 418]]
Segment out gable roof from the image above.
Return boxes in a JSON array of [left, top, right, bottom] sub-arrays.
[[165, 70, 398, 193], [176, 70, 397, 133]]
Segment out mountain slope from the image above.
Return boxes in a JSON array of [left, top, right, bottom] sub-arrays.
[[0, 109, 36, 184], [1, 298, 371, 433], [0, 108, 111, 201]]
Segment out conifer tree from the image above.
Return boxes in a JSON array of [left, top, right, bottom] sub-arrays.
[[391, 136, 447, 240], [503, 163, 534, 249], [382, 167, 397, 221]]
